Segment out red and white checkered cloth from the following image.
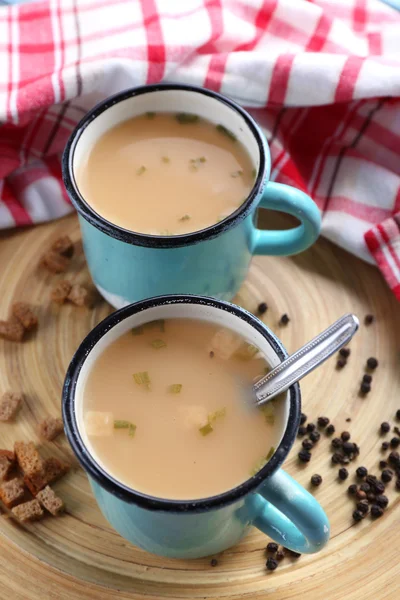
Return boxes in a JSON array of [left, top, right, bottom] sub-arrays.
[[1, 0, 400, 299]]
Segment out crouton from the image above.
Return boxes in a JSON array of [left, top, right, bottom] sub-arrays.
[[0, 392, 23, 421], [38, 417, 64, 441], [51, 235, 74, 258], [0, 451, 16, 481], [12, 499, 43, 522], [0, 477, 25, 508], [0, 318, 25, 342], [37, 486, 64, 516], [24, 457, 69, 495], [51, 280, 72, 304], [40, 250, 70, 273], [11, 302, 38, 331], [14, 441, 44, 478], [68, 284, 92, 307]]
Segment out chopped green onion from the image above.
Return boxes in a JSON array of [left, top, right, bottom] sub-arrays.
[[199, 156, 206, 163], [208, 407, 226, 423], [176, 113, 199, 124], [230, 170, 243, 178], [259, 403, 274, 425], [199, 422, 213, 436], [137, 166, 146, 176], [216, 124, 237, 141], [114, 420, 130, 429], [161, 156, 170, 163], [168, 384, 182, 394], [133, 371, 151, 388], [146, 112, 156, 119], [264, 366, 269, 375], [151, 339, 166, 349], [132, 325, 144, 336], [266, 446, 275, 460], [128, 423, 137, 438], [179, 214, 191, 222], [234, 343, 259, 360], [251, 458, 266, 476]]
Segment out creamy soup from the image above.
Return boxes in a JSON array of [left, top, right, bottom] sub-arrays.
[[81, 318, 283, 500], [76, 113, 255, 235]]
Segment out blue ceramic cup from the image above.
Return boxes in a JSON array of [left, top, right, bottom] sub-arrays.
[[63, 295, 329, 559], [62, 84, 321, 309]]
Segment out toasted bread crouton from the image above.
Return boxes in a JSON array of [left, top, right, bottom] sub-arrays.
[[0, 477, 25, 508], [40, 250, 70, 274], [37, 486, 64, 516], [0, 318, 25, 342], [51, 280, 72, 304], [25, 457, 69, 494], [51, 235, 74, 258], [12, 499, 43, 522], [0, 452, 16, 481], [14, 441, 44, 478], [11, 302, 38, 331], [0, 392, 23, 422], [38, 417, 64, 441], [68, 284, 92, 307]]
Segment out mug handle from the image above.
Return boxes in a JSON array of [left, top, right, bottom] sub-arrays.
[[249, 469, 330, 553], [251, 182, 321, 256]]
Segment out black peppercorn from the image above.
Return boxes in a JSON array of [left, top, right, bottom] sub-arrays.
[[360, 382, 371, 395], [343, 441, 356, 455], [309, 430, 320, 443], [348, 484, 358, 495], [373, 480, 385, 495], [339, 347, 351, 358], [300, 413, 307, 425], [396, 479, 400, 491], [302, 439, 314, 451], [379, 460, 388, 469], [363, 374, 372, 384], [326, 424, 335, 435], [331, 453, 343, 465], [360, 483, 371, 493], [352, 510, 364, 522], [266, 542, 278, 553], [364, 314, 374, 325], [209, 350, 215, 358], [298, 450, 311, 463], [380, 422, 390, 434], [370, 504, 384, 518], [367, 492, 376, 503], [341, 431, 351, 442], [382, 441, 390, 451], [389, 451, 400, 467], [317, 416, 330, 428], [356, 500, 369, 514], [356, 466, 368, 479], [279, 314, 290, 326], [306, 423, 316, 433], [356, 489, 367, 500], [390, 437, 400, 448], [394, 426, 400, 437], [346, 418, 351, 422], [257, 302, 268, 315], [311, 474, 322, 487], [336, 358, 347, 369], [381, 469, 393, 483], [332, 437, 343, 449], [396, 409, 400, 421], [266, 557, 278, 571], [210, 558, 218, 567], [366, 357, 378, 370], [276, 548, 285, 561], [338, 467, 349, 480], [297, 425, 307, 437], [375, 494, 389, 508]]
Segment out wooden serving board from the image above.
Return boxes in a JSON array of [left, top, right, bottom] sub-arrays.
[[0, 212, 399, 600]]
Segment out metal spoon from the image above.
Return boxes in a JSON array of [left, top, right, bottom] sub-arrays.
[[253, 314, 359, 406]]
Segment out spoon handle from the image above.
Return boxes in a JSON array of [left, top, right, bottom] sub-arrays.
[[254, 314, 359, 406]]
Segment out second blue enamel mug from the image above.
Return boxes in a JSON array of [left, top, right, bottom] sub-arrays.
[[62, 84, 321, 309]]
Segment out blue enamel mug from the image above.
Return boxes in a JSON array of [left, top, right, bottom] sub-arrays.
[[62, 84, 321, 309], [62, 295, 330, 559]]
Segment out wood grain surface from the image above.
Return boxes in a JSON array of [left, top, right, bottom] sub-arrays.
[[0, 213, 399, 600]]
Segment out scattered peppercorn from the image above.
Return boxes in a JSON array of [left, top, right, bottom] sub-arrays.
[[352, 510, 364, 522], [257, 302, 268, 315], [366, 357, 378, 370], [372, 480, 385, 495], [210, 558, 218, 567], [326, 424, 335, 435], [379, 460, 388, 469], [348, 484, 358, 495], [332, 453, 343, 465], [317, 416, 330, 428], [338, 468, 349, 480], [276, 548, 285, 561], [297, 426, 307, 437], [346, 418, 352, 422], [341, 431, 351, 442], [266, 542, 278, 553], [309, 430, 320, 443], [381, 441, 390, 451], [356, 466, 368, 479], [375, 495, 389, 508], [390, 437, 400, 448], [370, 505, 384, 518], [279, 314, 290, 326], [298, 450, 311, 463], [396, 479, 400, 491], [380, 422, 390, 434], [394, 426, 400, 437], [302, 439, 314, 451], [306, 423, 316, 433], [300, 413, 307, 425], [367, 493, 376, 503], [266, 557, 278, 571], [389, 451, 400, 467], [381, 469, 393, 483], [332, 437, 343, 449], [363, 374, 372, 384], [359, 483, 371, 493], [356, 489, 367, 500], [336, 358, 347, 369], [343, 441, 356, 455], [311, 474, 322, 487], [360, 382, 371, 395], [396, 409, 400, 421], [339, 347, 351, 358], [356, 500, 369, 514], [364, 314, 374, 325], [209, 351, 215, 358]]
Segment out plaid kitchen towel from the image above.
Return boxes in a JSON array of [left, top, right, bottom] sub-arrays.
[[0, 0, 400, 300]]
